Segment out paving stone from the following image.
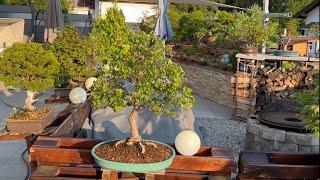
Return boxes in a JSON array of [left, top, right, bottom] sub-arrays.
[[247, 123, 263, 137], [311, 136, 320, 145], [262, 139, 274, 151], [298, 145, 312, 152], [311, 145, 320, 153], [286, 132, 312, 145], [274, 141, 298, 152], [245, 133, 255, 150], [262, 127, 285, 142]]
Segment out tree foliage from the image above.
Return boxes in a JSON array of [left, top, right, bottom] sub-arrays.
[[0, 0, 70, 13], [0, 43, 59, 92], [49, 25, 94, 84], [176, 10, 211, 42], [91, 31, 194, 116], [294, 78, 320, 136], [88, 6, 130, 64]]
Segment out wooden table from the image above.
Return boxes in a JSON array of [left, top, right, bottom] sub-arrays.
[[238, 151, 320, 179], [29, 136, 237, 180]]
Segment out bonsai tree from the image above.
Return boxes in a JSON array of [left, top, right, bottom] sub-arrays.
[[50, 25, 94, 86], [232, 5, 278, 48], [91, 31, 194, 153], [88, 5, 130, 64], [0, 43, 59, 111], [294, 78, 320, 136]]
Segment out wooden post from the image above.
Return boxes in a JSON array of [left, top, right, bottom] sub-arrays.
[[102, 169, 118, 180]]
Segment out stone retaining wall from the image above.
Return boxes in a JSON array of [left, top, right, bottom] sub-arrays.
[[178, 62, 234, 109], [246, 117, 319, 152]]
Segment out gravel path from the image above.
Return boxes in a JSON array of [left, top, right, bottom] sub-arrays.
[[195, 118, 246, 152], [193, 96, 247, 152]]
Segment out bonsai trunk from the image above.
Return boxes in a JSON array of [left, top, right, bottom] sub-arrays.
[[24, 90, 36, 111], [115, 106, 157, 153], [128, 107, 141, 141]]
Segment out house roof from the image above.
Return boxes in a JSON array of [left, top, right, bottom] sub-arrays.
[[301, 22, 319, 28], [284, 36, 318, 45], [293, 0, 320, 18]]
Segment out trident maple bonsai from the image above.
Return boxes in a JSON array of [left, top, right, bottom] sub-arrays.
[[0, 42, 59, 111], [91, 31, 194, 153]]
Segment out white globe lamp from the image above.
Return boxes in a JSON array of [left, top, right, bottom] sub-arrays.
[[69, 87, 87, 104], [175, 130, 201, 156], [85, 77, 97, 90]]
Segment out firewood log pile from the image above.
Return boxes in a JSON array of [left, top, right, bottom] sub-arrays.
[[231, 62, 319, 118], [255, 63, 318, 110]]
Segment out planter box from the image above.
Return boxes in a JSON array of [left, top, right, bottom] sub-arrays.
[[29, 137, 237, 179], [5, 110, 54, 134], [238, 151, 320, 179]]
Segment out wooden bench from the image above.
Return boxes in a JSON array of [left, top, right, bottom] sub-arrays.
[[29, 136, 237, 180], [238, 151, 320, 179]]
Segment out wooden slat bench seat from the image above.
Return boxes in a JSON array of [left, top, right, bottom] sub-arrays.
[[29, 136, 237, 180], [238, 151, 320, 180]]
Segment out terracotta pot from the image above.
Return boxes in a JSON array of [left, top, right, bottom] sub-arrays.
[[240, 46, 259, 55], [202, 35, 216, 44]]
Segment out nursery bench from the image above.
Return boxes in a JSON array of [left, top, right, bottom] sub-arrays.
[[238, 151, 320, 180], [29, 136, 237, 180]]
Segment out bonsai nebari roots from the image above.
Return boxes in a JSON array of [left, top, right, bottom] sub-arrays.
[[115, 107, 157, 154]]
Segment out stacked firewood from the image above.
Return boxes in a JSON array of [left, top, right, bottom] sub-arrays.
[[255, 64, 318, 109], [231, 72, 255, 98]]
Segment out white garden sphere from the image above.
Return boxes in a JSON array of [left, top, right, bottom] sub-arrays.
[[175, 130, 201, 156], [69, 87, 87, 104], [85, 77, 97, 90]]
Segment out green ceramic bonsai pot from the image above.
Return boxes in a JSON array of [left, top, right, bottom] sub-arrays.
[[91, 140, 176, 173]]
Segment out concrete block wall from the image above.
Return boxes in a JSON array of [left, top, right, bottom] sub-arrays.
[[178, 62, 234, 109], [246, 118, 319, 153]]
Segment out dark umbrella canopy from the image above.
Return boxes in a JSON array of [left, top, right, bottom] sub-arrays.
[[155, 0, 174, 40], [45, 0, 64, 43]]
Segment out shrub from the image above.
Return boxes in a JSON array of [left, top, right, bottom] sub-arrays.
[[0, 43, 59, 110], [91, 31, 194, 151], [0, 0, 70, 13], [176, 10, 211, 42], [294, 78, 320, 136], [139, 4, 214, 42], [212, 10, 236, 47], [88, 5, 130, 64], [50, 25, 93, 85]]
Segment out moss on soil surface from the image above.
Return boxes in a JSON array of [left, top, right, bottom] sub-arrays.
[[7, 109, 53, 121], [95, 141, 172, 163]]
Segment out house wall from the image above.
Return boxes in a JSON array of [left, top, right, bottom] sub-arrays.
[[306, 6, 319, 25], [178, 62, 235, 109], [99, 2, 156, 23], [292, 42, 308, 56]]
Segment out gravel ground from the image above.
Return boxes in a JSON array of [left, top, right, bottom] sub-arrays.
[[195, 117, 247, 152]]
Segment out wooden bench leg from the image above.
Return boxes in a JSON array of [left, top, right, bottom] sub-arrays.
[[102, 169, 118, 180], [145, 173, 155, 180]]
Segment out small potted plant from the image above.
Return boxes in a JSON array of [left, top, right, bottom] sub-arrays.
[[0, 42, 59, 134], [90, 30, 194, 173], [49, 25, 94, 97]]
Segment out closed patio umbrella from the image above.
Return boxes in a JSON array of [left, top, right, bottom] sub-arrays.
[[155, 0, 173, 40], [44, 0, 64, 43]]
